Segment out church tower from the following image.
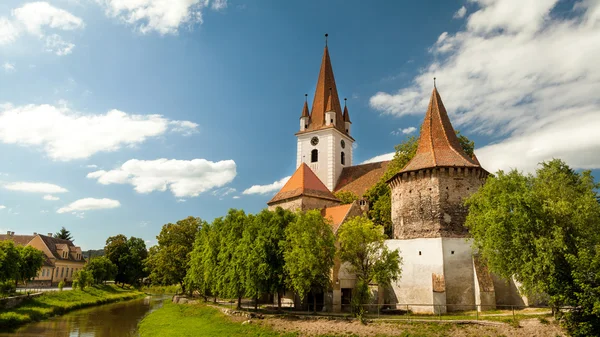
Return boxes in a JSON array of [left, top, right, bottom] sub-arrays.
[[296, 37, 354, 191]]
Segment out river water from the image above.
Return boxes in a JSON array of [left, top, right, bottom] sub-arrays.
[[0, 295, 168, 337]]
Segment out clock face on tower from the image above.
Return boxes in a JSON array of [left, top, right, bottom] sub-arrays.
[[341, 140, 346, 149], [311, 137, 319, 146]]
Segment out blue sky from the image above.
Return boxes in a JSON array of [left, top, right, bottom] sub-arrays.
[[1, 0, 599, 250]]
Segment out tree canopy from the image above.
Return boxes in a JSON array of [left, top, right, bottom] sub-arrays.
[[54, 227, 73, 241], [105, 234, 148, 286], [334, 191, 359, 205], [85, 256, 117, 284], [465, 159, 600, 336]]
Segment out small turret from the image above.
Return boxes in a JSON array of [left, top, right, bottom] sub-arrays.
[[300, 94, 310, 131], [325, 87, 336, 126], [343, 98, 351, 134]]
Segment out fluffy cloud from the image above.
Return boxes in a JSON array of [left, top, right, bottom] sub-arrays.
[[391, 126, 417, 136], [4, 182, 68, 194], [87, 158, 237, 197], [0, 103, 199, 161], [57, 198, 120, 213], [0, 2, 83, 55], [2, 62, 15, 72], [0, 205, 5, 209], [43, 194, 60, 201], [453, 6, 467, 19], [370, 0, 600, 173], [97, 0, 227, 35], [243, 176, 290, 195], [361, 153, 394, 165]]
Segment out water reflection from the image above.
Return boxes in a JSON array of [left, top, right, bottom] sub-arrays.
[[0, 296, 167, 337]]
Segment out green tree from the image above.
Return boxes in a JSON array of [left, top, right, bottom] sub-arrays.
[[17, 246, 45, 287], [105, 235, 148, 286], [215, 209, 249, 309], [283, 210, 336, 312], [241, 208, 296, 310], [337, 216, 402, 314], [74, 269, 93, 290], [146, 216, 204, 293], [464, 159, 600, 336], [105, 234, 128, 285], [185, 223, 214, 299], [334, 191, 359, 204], [54, 227, 73, 241], [0, 241, 20, 290], [85, 256, 117, 284]]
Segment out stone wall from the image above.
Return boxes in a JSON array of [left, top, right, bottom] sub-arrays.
[[268, 196, 340, 213], [389, 167, 487, 240], [0, 292, 43, 309]]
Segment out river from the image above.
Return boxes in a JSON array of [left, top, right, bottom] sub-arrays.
[[0, 295, 168, 337]]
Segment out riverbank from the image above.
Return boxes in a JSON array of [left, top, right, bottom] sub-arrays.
[[139, 302, 566, 337], [0, 285, 145, 331]]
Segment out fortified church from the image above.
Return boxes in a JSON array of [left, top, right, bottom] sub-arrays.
[[268, 38, 532, 313]]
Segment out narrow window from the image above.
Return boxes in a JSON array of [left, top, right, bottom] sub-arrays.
[[330, 119, 333, 123], [451, 251, 455, 255], [311, 149, 318, 163], [419, 251, 422, 256], [341, 152, 345, 165]]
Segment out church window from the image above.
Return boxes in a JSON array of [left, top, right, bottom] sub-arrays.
[[346, 129, 348, 133], [451, 251, 455, 255], [311, 149, 318, 163], [418, 251, 422, 256], [330, 119, 333, 123], [341, 152, 345, 165]]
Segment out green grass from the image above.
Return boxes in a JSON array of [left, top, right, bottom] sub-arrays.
[[0, 284, 144, 330], [141, 284, 182, 295], [139, 302, 298, 337]]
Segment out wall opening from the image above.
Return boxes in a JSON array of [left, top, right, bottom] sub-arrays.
[[311, 149, 318, 163], [341, 152, 345, 165]]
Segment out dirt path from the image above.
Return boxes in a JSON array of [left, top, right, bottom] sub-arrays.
[[254, 316, 566, 337]]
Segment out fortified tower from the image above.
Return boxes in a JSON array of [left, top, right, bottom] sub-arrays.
[[296, 36, 354, 191], [385, 84, 490, 313]]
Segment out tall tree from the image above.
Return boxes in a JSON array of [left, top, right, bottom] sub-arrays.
[[283, 210, 336, 312], [241, 208, 296, 310], [17, 246, 45, 287], [105, 234, 128, 285], [85, 256, 117, 284], [465, 159, 600, 336], [105, 235, 148, 286], [146, 216, 204, 293], [215, 209, 248, 309], [0, 241, 21, 288], [185, 223, 214, 299], [54, 227, 73, 241], [337, 216, 402, 313]]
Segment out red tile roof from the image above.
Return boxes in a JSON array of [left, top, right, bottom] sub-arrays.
[[343, 104, 351, 123], [301, 99, 309, 118], [322, 203, 354, 233], [268, 163, 340, 205], [400, 87, 480, 173], [297, 45, 348, 136], [334, 161, 390, 197]]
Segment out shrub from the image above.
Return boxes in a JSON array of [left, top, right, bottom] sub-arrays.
[[0, 281, 16, 296], [58, 281, 65, 291]]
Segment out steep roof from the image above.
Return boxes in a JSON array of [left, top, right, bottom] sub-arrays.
[[343, 104, 351, 123], [334, 161, 390, 197], [0, 234, 34, 246], [298, 45, 347, 136], [300, 99, 309, 118], [322, 203, 354, 233], [400, 87, 480, 173], [268, 163, 340, 205], [38, 234, 84, 263]]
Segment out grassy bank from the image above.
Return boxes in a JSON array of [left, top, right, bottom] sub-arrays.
[[138, 302, 295, 337], [0, 284, 144, 330], [141, 284, 181, 294]]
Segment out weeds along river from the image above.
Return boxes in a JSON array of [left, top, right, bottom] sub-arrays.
[[0, 295, 169, 337]]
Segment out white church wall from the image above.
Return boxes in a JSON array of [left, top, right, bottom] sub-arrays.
[[441, 238, 476, 311], [385, 238, 446, 313]]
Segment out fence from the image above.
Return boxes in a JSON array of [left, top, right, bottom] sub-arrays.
[[211, 298, 557, 323]]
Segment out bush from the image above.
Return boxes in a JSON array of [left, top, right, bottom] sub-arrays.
[[74, 270, 93, 290], [0, 281, 16, 296], [58, 281, 65, 291]]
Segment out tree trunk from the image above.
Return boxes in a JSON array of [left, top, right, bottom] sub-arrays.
[[254, 297, 258, 310], [237, 295, 242, 310], [313, 293, 317, 313], [277, 291, 282, 311]]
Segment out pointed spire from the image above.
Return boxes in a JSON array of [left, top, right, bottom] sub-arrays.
[[301, 94, 309, 118], [399, 86, 480, 173], [343, 98, 351, 122], [326, 87, 334, 112], [305, 35, 347, 134]]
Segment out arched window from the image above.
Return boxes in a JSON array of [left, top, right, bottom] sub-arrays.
[[311, 149, 318, 163], [341, 152, 345, 165]]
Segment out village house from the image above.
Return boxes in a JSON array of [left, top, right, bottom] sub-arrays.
[[0, 231, 86, 287], [268, 38, 533, 313]]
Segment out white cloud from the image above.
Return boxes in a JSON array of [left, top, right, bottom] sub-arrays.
[[43, 194, 60, 201], [0, 103, 198, 161], [391, 126, 417, 136], [243, 176, 290, 195], [45, 34, 75, 55], [4, 182, 68, 194], [453, 6, 467, 19], [87, 158, 237, 197], [0, 205, 5, 209], [0, 2, 83, 53], [169, 120, 199, 136], [361, 152, 394, 165], [2, 62, 15, 72], [86, 164, 98, 169], [176, 198, 186, 203], [97, 0, 227, 35], [369, 0, 600, 173], [212, 187, 236, 199], [232, 195, 240, 199], [57, 198, 120, 213]]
